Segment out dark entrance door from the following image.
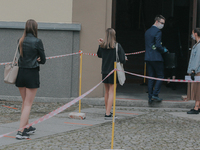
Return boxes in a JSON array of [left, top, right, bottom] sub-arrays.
[[112, 0, 191, 84], [188, 0, 198, 60]]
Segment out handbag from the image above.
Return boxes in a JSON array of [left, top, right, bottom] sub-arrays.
[[4, 45, 19, 84], [163, 53, 177, 69], [116, 43, 126, 86]]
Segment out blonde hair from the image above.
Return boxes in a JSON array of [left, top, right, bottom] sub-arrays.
[[100, 28, 116, 49], [19, 19, 38, 57]]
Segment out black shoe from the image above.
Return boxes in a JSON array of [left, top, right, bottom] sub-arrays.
[[152, 96, 163, 102], [105, 112, 113, 116], [26, 126, 36, 134], [104, 113, 117, 120], [16, 129, 30, 140], [192, 107, 200, 112], [187, 109, 199, 114], [148, 98, 152, 104]]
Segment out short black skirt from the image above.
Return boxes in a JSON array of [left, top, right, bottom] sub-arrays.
[[15, 67, 40, 88], [102, 73, 119, 84]]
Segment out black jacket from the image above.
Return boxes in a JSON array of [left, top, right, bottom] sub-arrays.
[[97, 43, 126, 74], [144, 26, 165, 61], [18, 33, 46, 68]]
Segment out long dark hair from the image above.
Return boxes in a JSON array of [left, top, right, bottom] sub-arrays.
[[19, 19, 38, 57], [194, 28, 200, 37]]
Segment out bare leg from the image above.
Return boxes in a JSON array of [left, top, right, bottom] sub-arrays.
[[19, 87, 26, 112], [18, 87, 29, 125], [106, 84, 115, 115], [104, 83, 109, 111], [167, 77, 170, 84], [194, 101, 200, 110], [171, 76, 176, 90], [19, 88, 37, 131]]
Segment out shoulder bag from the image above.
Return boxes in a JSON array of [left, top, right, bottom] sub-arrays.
[[116, 43, 126, 86], [4, 45, 19, 84]]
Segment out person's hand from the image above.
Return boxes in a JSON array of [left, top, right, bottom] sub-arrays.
[[37, 57, 41, 62], [164, 47, 168, 53], [191, 70, 195, 81], [125, 56, 128, 61], [98, 38, 103, 44]]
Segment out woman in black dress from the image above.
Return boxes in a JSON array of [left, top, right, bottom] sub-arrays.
[[97, 28, 126, 120], [15, 19, 46, 139]]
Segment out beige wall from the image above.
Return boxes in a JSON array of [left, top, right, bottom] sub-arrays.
[[72, 0, 112, 97], [0, 0, 72, 23]]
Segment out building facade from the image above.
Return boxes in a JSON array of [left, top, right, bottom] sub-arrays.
[[0, 0, 112, 101], [0, 0, 199, 102]]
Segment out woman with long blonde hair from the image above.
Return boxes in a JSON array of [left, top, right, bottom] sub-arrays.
[[97, 28, 126, 119], [15, 19, 46, 139]]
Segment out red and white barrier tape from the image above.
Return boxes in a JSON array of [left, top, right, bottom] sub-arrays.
[[0, 62, 12, 66], [118, 69, 200, 83], [0, 70, 114, 138], [46, 52, 81, 60], [82, 53, 97, 56], [0, 50, 145, 65], [0, 52, 81, 66], [82, 50, 145, 57], [125, 50, 145, 56]]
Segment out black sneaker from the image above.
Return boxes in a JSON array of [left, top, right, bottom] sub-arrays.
[[105, 112, 113, 115], [26, 126, 36, 134], [187, 109, 199, 114], [152, 96, 163, 102], [16, 129, 30, 140], [148, 97, 152, 104], [104, 113, 117, 120]]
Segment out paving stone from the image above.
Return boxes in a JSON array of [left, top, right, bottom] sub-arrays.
[[1, 100, 200, 149]]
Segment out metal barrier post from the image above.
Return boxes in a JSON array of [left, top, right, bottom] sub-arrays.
[[79, 50, 83, 113], [111, 62, 117, 149], [141, 62, 147, 85]]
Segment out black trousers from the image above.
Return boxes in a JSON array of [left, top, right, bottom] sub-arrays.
[[146, 61, 164, 98]]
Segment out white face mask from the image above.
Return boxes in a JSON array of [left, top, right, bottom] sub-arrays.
[[191, 33, 195, 40], [157, 23, 164, 29]]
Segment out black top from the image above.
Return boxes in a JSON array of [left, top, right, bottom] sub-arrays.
[[97, 43, 126, 74], [18, 33, 46, 68]]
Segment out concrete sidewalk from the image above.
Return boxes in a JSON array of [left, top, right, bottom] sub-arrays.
[[2, 106, 200, 149], [0, 83, 196, 149], [0, 107, 144, 147]]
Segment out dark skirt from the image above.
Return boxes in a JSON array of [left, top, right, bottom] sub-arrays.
[[15, 67, 40, 88], [102, 73, 119, 84]]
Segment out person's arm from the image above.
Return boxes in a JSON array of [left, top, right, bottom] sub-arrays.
[[187, 49, 193, 74], [36, 39, 46, 64], [155, 30, 167, 54], [190, 46, 200, 73], [97, 46, 102, 58], [118, 44, 126, 64]]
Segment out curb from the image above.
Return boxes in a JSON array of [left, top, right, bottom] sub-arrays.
[[81, 98, 195, 109], [0, 96, 195, 109]]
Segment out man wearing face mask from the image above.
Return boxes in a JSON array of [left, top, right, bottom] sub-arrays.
[[145, 15, 168, 104]]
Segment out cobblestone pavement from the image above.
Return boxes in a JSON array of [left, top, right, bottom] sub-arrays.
[[1, 100, 200, 150]]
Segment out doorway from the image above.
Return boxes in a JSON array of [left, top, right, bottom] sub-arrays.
[[112, 0, 198, 100], [112, 0, 190, 84]]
